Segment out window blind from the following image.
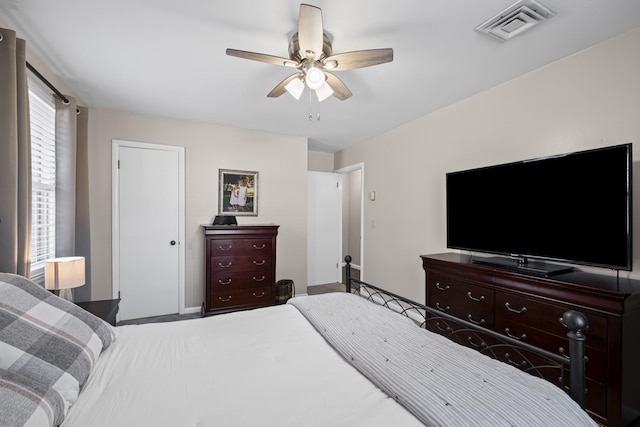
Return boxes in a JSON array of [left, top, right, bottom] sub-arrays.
[[29, 80, 56, 280]]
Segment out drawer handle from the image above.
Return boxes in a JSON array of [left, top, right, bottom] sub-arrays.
[[559, 346, 569, 360], [218, 262, 232, 268], [505, 302, 527, 314], [253, 260, 266, 266], [434, 321, 452, 334], [504, 352, 528, 368], [435, 302, 450, 312], [559, 347, 589, 363], [467, 336, 487, 349], [218, 279, 232, 285], [253, 244, 266, 250], [218, 245, 233, 251], [252, 275, 266, 282], [467, 292, 485, 302], [218, 296, 232, 302], [504, 328, 527, 341], [467, 314, 485, 325], [252, 291, 265, 298], [435, 282, 450, 291]]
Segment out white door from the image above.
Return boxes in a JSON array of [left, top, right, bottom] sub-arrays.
[[307, 171, 341, 286], [113, 141, 184, 321]]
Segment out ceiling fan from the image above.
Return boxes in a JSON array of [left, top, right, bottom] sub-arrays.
[[226, 3, 393, 102]]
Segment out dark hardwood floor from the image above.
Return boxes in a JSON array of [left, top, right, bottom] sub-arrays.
[[117, 312, 201, 326]]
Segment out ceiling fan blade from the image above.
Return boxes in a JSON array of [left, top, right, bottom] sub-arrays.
[[323, 48, 394, 71], [226, 48, 298, 67], [324, 72, 352, 100], [298, 4, 323, 60], [267, 73, 301, 98]]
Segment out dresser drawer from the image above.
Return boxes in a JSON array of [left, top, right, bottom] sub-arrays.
[[210, 270, 273, 290], [492, 345, 607, 419], [495, 292, 607, 350], [209, 238, 273, 257], [203, 225, 279, 317], [210, 255, 272, 274], [210, 286, 273, 309], [428, 273, 495, 327], [495, 316, 606, 384]]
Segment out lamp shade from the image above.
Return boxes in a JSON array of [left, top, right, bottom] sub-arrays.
[[315, 82, 334, 102], [45, 257, 86, 291], [285, 77, 305, 100]]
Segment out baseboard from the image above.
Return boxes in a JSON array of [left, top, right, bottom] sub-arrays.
[[184, 306, 202, 315]]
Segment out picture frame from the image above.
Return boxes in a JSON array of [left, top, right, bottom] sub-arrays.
[[218, 169, 259, 216]]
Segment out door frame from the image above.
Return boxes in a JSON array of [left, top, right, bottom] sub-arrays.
[[335, 162, 364, 281], [111, 139, 186, 315]]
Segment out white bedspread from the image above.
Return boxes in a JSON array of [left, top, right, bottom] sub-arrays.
[[62, 303, 423, 427]]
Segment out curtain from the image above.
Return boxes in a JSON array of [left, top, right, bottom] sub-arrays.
[[75, 106, 92, 302], [0, 28, 32, 275], [55, 99, 92, 301]]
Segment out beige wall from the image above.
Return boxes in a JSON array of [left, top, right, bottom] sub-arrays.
[[308, 150, 334, 172], [335, 28, 640, 303], [87, 109, 309, 307]]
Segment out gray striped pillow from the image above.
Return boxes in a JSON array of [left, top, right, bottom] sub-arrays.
[[0, 369, 66, 427], [0, 273, 116, 406]]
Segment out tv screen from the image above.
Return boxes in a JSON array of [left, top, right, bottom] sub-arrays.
[[446, 143, 632, 273]]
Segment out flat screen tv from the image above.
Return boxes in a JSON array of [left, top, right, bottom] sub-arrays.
[[446, 143, 632, 276]]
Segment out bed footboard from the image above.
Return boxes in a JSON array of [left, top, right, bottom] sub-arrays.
[[343, 255, 588, 408]]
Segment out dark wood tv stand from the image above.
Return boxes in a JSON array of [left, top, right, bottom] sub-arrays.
[[421, 252, 640, 427]]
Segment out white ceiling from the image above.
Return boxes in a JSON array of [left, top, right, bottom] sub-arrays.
[[2, 0, 640, 152]]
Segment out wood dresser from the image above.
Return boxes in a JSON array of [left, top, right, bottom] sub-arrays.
[[203, 225, 279, 316], [421, 252, 640, 427]]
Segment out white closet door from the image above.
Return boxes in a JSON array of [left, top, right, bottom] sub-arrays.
[[115, 142, 182, 320], [307, 171, 341, 286]]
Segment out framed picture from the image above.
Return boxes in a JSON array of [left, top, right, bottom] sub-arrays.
[[218, 169, 259, 216]]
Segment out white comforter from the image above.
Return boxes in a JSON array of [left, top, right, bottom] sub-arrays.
[[62, 302, 423, 427]]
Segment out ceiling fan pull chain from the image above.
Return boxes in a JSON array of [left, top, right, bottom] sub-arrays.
[[307, 90, 321, 121]]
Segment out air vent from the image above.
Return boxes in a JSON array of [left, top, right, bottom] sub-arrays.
[[475, 0, 555, 41]]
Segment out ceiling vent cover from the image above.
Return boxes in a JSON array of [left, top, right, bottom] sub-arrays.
[[475, 0, 555, 41]]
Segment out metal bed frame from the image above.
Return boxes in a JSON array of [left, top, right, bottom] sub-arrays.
[[343, 255, 588, 409]]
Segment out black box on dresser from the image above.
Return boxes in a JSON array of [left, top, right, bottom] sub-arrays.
[[202, 225, 279, 316], [421, 252, 640, 427]]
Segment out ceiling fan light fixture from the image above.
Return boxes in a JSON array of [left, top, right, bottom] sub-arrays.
[[285, 77, 305, 100], [305, 66, 325, 90], [315, 82, 334, 102], [226, 4, 393, 103]]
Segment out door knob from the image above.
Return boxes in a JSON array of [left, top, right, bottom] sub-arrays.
[[170, 240, 176, 246]]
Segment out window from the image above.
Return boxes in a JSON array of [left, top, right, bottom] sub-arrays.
[[28, 80, 56, 281]]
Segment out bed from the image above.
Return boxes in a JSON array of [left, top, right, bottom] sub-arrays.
[[0, 266, 596, 427]]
